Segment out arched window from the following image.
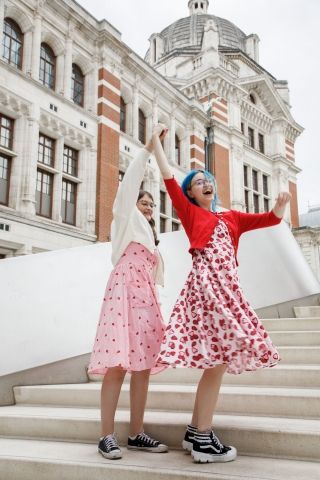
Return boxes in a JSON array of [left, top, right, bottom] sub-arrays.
[[120, 97, 126, 133], [40, 43, 56, 90], [175, 134, 181, 165], [71, 64, 84, 106], [138, 109, 146, 144], [195, 3, 198, 9], [2, 18, 23, 69]]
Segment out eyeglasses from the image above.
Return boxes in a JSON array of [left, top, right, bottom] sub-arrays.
[[190, 178, 214, 188], [138, 200, 156, 209]]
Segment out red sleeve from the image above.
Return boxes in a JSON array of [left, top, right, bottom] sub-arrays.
[[164, 177, 191, 224], [235, 210, 282, 235]]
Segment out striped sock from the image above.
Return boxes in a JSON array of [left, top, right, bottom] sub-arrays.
[[187, 424, 197, 434]]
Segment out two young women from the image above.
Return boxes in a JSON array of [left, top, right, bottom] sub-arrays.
[[89, 125, 291, 463]]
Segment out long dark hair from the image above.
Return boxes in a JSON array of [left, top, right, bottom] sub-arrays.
[[137, 190, 159, 246]]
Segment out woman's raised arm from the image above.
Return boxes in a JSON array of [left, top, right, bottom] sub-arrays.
[[152, 124, 173, 180]]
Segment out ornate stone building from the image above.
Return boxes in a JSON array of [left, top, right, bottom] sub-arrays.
[[0, 0, 302, 258]]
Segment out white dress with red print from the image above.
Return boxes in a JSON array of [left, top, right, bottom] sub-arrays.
[[157, 219, 280, 375]]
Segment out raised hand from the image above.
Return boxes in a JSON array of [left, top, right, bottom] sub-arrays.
[[273, 191, 292, 218]]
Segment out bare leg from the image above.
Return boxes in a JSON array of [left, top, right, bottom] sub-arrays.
[[129, 369, 151, 437], [101, 367, 126, 437], [191, 364, 227, 431]]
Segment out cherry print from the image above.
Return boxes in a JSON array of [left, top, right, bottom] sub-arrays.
[[157, 220, 280, 375]]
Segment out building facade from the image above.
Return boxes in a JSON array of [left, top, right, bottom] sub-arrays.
[[0, 0, 302, 259]]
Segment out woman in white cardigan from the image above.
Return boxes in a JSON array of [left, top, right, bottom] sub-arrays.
[[88, 135, 168, 459]]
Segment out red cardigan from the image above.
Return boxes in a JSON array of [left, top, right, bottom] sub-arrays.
[[164, 178, 282, 260]]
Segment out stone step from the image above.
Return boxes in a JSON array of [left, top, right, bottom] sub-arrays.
[[14, 383, 320, 418], [262, 317, 320, 331], [90, 364, 320, 387], [1, 438, 319, 480], [294, 306, 320, 318], [268, 330, 320, 346], [0, 406, 319, 461], [278, 346, 320, 364]]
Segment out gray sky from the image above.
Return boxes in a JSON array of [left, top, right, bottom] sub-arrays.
[[77, 0, 320, 214]]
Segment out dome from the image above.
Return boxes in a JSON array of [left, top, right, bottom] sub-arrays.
[[151, 14, 247, 59]]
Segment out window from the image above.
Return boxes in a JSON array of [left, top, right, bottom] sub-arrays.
[[243, 165, 271, 213], [38, 134, 55, 167], [253, 193, 259, 213], [0, 114, 14, 150], [2, 18, 23, 69], [244, 189, 249, 213], [249, 93, 256, 104], [243, 165, 248, 188], [36, 169, 53, 217], [61, 179, 76, 225], [241, 122, 244, 135], [39, 43, 56, 89], [160, 189, 180, 233], [138, 109, 146, 144], [120, 97, 126, 133], [0, 154, 11, 205], [160, 217, 166, 233], [172, 221, 180, 231], [262, 174, 269, 212], [175, 134, 181, 165], [160, 190, 166, 214], [258, 133, 265, 154], [252, 169, 258, 192], [248, 127, 254, 148], [71, 64, 84, 107], [63, 146, 78, 177]]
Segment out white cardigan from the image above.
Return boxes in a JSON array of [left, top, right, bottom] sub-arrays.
[[110, 148, 164, 286]]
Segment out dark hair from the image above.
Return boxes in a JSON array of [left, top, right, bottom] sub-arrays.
[[137, 190, 159, 246]]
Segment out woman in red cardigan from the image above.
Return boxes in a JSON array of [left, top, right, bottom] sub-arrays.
[[152, 124, 291, 464]]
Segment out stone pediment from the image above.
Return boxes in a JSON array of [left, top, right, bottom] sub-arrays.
[[238, 75, 291, 120]]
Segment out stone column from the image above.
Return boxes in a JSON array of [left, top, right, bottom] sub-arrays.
[[169, 111, 176, 164], [132, 86, 139, 141], [55, 53, 65, 95], [152, 92, 159, 126], [23, 29, 33, 76], [51, 136, 64, 222], [31, 13, 42, 81], [86, 59, 98, 114], [0, 0, 5, 52], [20, 106, 40, 215], [63, 36, 73, 100]]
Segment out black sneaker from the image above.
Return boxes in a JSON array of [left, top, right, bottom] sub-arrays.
[[98, 434, 122, 460], [182, 425, 197, 453], [127, 432, 168, 453], [192, 431, 237, 463]]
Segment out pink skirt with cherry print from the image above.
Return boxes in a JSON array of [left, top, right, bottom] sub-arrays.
[[156, 220, 280, 374], [88, 242, 166, 375]]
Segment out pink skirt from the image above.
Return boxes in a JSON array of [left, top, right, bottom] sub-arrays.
[[88, 242, 166, 375], [156, 220, 280, 375]]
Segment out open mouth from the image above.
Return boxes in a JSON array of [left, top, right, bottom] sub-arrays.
[[203, 189, 213, 195]]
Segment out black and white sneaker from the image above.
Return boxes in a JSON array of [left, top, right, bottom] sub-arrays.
[[182, 424, 197, 453], [127, 432, 168, 453], [98, 434, 122, 459], [192, 431, 237, 463]]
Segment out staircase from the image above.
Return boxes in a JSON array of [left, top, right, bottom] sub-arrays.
[[0, 307, 319, 480]]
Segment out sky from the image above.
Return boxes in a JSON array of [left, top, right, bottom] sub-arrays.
[[77, 0, 320, 215]]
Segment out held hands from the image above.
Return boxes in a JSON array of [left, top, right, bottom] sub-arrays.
[[145, 123, 168, 152], [153, 123, 169, 142], [273, 191, 292, 218]]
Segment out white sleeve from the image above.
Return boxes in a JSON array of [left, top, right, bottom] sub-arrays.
[[112, 148, 150, 218]]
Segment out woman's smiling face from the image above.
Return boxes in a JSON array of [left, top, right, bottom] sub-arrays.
[[187, 172, 215, 210]]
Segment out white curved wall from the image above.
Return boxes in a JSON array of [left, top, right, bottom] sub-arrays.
[[0, 223, 319, 376]]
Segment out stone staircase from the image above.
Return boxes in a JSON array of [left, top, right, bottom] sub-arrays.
[[0, 306, 319, 480]]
